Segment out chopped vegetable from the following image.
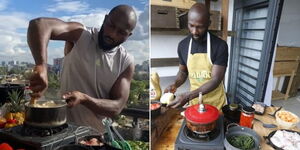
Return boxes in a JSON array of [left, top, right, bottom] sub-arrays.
[[228, 135, 255, 150], [127, 141, 149, 150], [151, 103, 160, 110]]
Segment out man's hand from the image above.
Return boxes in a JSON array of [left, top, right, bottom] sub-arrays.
[[167, 92, 190, 108], [29, 65, 48, 98], [164, 84, 177, 93], [62, 91, 87, 107]]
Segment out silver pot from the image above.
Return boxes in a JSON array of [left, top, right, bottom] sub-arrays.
[[25, 100, 67, 128]]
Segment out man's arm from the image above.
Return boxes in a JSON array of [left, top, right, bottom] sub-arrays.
[[63, 64, 135, 117], [164, 64, 188, 93], [168, 65, 226, 108], [27, 17, 84, 97]]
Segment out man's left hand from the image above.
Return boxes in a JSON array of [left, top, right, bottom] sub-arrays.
[[167, 92, 190, 108], [62, 91, 87, 107]]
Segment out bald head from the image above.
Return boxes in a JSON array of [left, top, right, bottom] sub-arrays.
[[99, 5, 137, 51], [108, 5, 137, 31], [187, 3, 210, 40], [188, 3, 210, 23]]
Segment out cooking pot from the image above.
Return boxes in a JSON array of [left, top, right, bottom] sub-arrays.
[[224, 123, 261, 150], [25, 100, 67, 128], [184, 93, 219, 134]]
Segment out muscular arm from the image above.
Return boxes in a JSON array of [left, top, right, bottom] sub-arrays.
[[27, 17, 84, 65], [174, 65, 188, 88], [27, 17, 84, 96], [164, 64, 188, 93], [188, 65, 226, 100], [74, 64, 134, 117]]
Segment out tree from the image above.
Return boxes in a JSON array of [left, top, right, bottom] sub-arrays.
[[0, 67, 7, 75]]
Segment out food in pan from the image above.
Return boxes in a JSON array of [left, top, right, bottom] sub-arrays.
[[270, 130, 300, 150], [79, 138, 104, 146], [31, 101, 58, 108], [252, 102, 265, 114], [228, 135, 255, 150]]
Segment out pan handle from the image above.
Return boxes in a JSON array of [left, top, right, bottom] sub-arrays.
[[226, 123, 239, 131]]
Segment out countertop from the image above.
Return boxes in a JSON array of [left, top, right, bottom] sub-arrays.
[[152, 106, 300, 150]]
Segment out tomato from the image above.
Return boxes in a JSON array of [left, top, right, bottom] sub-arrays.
[[7, 119, 17, 124], [151, 103, 161, 110], [0, 143, 13, 150]]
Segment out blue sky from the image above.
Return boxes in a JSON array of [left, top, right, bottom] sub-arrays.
[[0, 0, 149, 64]]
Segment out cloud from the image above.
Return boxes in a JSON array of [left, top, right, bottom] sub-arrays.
[[0, 0, 8, 11], [123, 39, 149, 64], [47, 0, 89, 13], [129, 5, 149, 40], [0, 3, 149, 65], [60, 11, 107, 28], [0, 12, 31, 63], [0, 12, 29, 31]]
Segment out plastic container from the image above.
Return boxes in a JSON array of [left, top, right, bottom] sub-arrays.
[[252, 102, 266, 115]]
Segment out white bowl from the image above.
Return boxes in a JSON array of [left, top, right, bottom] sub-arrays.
[[276, 110, 299, 129]]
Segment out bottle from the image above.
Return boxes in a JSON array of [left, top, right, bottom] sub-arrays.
[[24, 86, 31, 102], [150, 71, 162, 101], [239, 106, 255, 128]]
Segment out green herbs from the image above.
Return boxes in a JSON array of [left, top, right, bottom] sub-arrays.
[[127, 141, 149, 150], [228, 135, 255, 150]]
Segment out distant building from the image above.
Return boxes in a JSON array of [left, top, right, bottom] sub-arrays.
[[53, 58, 63, 74], [1, 61, 5, 66], [8, 61, 15, 66]]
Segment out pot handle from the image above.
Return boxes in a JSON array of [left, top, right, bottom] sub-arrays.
[[226, 123, 239, 131]]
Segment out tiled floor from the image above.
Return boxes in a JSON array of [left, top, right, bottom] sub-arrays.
[[271, 93, 300, 114], [271, 92, 300, 128]]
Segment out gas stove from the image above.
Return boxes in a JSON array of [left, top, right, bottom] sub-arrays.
[[0, 123, 93, 150], [175, 116, 224, 150]]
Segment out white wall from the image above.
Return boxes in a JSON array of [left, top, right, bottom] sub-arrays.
[[277, 0, 300, 47], [272, 0, 300, 93]]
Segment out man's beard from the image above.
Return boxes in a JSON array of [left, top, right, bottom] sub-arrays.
[[192, 32, 206, 42], [98, 27, 121, 51]]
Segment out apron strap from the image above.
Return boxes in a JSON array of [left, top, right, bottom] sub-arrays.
[[187, 32, 212, 65]]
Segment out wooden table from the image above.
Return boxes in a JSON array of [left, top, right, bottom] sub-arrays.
[[152, 107, 300, 150]]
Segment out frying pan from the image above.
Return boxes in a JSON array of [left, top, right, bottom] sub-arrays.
[[224, 123, 261, 150]]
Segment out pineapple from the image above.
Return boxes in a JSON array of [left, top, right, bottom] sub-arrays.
[[7, 90, 24, 113], [5, 90, 25, 127]]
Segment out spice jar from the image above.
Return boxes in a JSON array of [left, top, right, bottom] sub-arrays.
[[239, 106, 255, 128]]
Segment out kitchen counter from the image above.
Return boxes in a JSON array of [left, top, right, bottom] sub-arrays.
[[152, 106, 300, 150]]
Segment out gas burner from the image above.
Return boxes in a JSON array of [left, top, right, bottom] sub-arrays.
[[0, 123, 92, 150], [175, 116, 224, 150], [21, 123, 68, 137], [184, 126, 220, 142]]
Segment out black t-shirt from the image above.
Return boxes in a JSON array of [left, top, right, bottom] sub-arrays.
[[177, 33, 228, 67]]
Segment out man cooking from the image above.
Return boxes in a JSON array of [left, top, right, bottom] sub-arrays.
[[165, 3, 228, 110], [27, 5, 137, 132]]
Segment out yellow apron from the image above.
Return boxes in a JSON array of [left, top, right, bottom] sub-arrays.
[[187, 32, 226, 110]]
